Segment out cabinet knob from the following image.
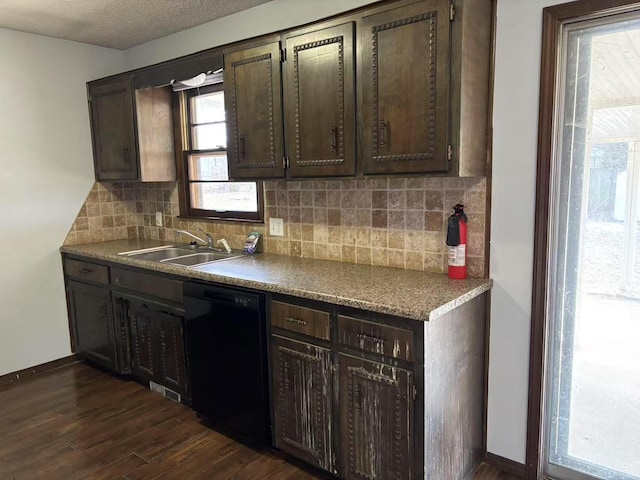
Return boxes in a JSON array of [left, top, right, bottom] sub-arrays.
[[238, 135, 245, 160], [329, 126, 338, 153], [356, 332, 385, 349], [285, 316, 308, 327], [379, 120, 389, 149]]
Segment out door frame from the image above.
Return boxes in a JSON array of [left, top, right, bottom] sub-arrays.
[[527, 1, 640, 479]]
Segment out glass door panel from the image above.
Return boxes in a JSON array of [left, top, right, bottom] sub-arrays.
[[545, 11, 640, 480]]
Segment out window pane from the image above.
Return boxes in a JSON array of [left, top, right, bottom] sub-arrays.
[[190, 182, 259, 212], [188, 152, 229, 181], [190, 90, 225, 123], [192, 124, 226, 149]]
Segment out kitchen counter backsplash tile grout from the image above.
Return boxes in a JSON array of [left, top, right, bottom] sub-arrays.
[[64, 176, 486, 277]]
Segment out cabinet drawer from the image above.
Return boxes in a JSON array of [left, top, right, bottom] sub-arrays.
[[111, 267, 182, 304], [271, 301, 330, 341], [65, 258, 109, 284], [338, 315, 414, 362]]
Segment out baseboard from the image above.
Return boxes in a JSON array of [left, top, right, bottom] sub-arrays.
[[485, 452, 527, 478], [0, 355, 78, 389]]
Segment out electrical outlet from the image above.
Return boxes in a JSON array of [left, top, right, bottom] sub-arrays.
[[155, 212, 163, 227], [269, 218, 284, 236]]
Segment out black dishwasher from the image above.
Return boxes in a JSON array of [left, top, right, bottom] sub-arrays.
[[183, 282, 270, 444]]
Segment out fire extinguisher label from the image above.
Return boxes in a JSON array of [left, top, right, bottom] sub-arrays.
[[448, 245, 466, 267]]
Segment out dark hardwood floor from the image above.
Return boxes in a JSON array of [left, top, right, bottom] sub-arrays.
[[0, 362, 518, 480]]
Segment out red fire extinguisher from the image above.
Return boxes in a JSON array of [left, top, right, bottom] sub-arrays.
[[446, 204, 467, 279]]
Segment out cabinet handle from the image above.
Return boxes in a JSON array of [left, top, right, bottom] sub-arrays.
[[329, 126, 338, 153], [284, 317, 308, 327], [123, 147, 130, 163], [356, 333, 385, 349], [238, 135, 245, 161], [379, 120, 389, 148], [78, 268, 93, 275]]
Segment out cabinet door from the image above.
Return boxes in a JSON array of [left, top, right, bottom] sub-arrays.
[[339, 354, 414, 480], [111, 295, 132, 375], [272, 335, 334, 473], [156, 311, 187, 397], [284, 23, 356, 177], [127, 300, 156, 382], [88, 76, 138, 181], [224, 41, 285, 179], [67, 281, 117, 371], [361, 0, 450, 175]]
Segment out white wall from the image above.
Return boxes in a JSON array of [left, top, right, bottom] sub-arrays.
[[125, 0, 379, 69], [0, 29, 124, 376], [488, 0, 562, 462]]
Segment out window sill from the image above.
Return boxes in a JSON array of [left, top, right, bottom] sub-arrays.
[[176, 215, 265, 225]]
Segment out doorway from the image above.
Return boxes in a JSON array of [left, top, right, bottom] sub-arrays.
[[533, 2, 640, 480]]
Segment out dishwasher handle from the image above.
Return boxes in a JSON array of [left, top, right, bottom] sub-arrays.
[[203, 290, 236, 304], [184, 282, 262, 311]]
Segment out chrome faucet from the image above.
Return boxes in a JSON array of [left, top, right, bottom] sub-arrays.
[[176, 229, 214, 248], [197, 228, 215, 249]]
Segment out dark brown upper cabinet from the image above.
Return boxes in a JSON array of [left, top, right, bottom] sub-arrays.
[[221, 0, 490, 180], [361, 0, 450, 175], [224, 40, 285, 179], [88, 75, 139, 181], [361, 0, 491, 177], [88, 75, 176, 182], [283, 22, 356, 178], [86, 0, 491, 181], [448, 0, 492, 177]]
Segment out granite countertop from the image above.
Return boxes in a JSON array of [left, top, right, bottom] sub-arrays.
[[60, 238, 492, 322]]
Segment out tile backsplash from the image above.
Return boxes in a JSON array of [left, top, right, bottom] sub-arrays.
[[64, 176, 487, 277]]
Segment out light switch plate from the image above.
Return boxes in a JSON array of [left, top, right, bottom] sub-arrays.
[[155, 211, 163, 227], [269, 218, 284, 236]]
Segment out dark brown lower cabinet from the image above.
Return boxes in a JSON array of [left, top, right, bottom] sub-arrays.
[[156, 310, 187, 395], [111, 295, 132, 374], [119, 294, 188, 399], [339, 354, 414, 480], [270, 298, 418, 480], [127, 298, 156, 382], [63, 256, 189, 402], [271, 335, 334, 472], [67, 280, 118, 372]]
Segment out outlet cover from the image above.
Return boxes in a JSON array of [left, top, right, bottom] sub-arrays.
[[269, 217, 284, 236], [155, 212, 163, 227]]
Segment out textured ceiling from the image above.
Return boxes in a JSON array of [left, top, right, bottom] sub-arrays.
[[0, 0, 275, 50]]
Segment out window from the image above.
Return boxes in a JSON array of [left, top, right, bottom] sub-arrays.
[[179, 84, 263, 221]]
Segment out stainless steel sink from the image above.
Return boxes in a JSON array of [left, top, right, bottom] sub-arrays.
[[118, 245, 242, 267], [118, 246, 197, 262], [164, 251, 240, 266]]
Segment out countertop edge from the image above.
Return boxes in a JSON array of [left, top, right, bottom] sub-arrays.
[[427, 281, 493, 321], [60, 243, 493, 322]]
